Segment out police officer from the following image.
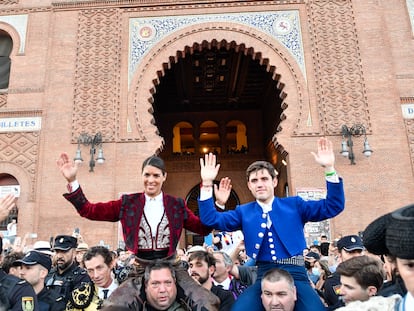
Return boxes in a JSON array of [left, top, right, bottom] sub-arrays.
[[45, 235, 91, 304], [323, 235, 364, 309], [0, 233, 39, 311], [17, 250, 66, 311]]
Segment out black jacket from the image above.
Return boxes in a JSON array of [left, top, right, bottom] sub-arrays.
[[211, 285, 235, 311], [0, 269, 39, 311]]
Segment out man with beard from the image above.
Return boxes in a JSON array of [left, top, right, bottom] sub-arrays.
[[45, 235, 91, 304], [188, 251, 234, 311]]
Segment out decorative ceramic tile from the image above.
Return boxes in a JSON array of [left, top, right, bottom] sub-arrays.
[[129, 11, 305, 84], [407, 0, 414, 35], [0, 14, 28, 54]]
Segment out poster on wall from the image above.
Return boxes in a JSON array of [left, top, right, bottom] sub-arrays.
[[296, 187, 331, 246], [0, 185, 20, 198]]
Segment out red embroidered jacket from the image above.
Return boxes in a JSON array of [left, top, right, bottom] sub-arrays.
[[63, 187, 211, 256]]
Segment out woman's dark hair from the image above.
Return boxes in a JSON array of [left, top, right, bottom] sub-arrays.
[[142, 156, 166, 175]]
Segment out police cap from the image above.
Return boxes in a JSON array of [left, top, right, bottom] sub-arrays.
[[53, 235, 78, 251], [16, 251, 52, 271], [337, 235, 364, 252]]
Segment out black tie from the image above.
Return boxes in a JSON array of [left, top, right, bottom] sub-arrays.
[[103, 289, 109, 299]]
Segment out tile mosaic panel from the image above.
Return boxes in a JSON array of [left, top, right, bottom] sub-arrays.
[[129, 10, 305, 85]]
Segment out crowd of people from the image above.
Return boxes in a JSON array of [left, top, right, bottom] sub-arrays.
[[0, 137, 412, 311]]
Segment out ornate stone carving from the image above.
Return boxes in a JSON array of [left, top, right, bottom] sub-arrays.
[[307, 0, 370, 135], [0, 94, 7, 108], [0, 131, 38, 201], [53, 1, 304, 10], [72, 8, 121, 143], [1, 0, 18, 5], [406, 119, 414, 171]]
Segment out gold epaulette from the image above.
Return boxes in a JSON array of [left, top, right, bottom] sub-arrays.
[[68, 282, 95, 309]]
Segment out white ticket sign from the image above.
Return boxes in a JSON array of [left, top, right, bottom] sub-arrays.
[[0, 117, 42, 132], [0, 185, 20, 197]]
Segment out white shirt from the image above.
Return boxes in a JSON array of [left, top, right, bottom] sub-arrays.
[[405, 292, 414, 311], [213, 277, 231, 290], [98, 279, 118, 299], [257, 199, 274, 228], [144, 193, 164, 237]]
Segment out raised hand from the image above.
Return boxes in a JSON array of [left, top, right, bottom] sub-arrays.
[[56, 152, 79, 183], [311, 137, 335, 171], [200, 153, 220, 185], [214, 177, 232, 206], [0, 193, 16, 222]]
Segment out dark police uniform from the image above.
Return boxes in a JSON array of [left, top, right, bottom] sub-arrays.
[[323, 235, 365, 310], [15, 245, 66, 311], [0, 269, 38, 311], [46, 263, 90, 304], [38, 287, 66, 311], [322, 272, 344, 310], [45, 235, 90, 305]]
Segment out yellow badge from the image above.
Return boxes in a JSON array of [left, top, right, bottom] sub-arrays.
[[22, 297, 34, 311]]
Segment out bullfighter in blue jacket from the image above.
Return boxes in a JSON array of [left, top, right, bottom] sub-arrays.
[[198, 137, 345, 311]]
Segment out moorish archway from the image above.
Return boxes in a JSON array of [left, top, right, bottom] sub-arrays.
[[127, 23, 313, 245], [127, 22, 313, 154]]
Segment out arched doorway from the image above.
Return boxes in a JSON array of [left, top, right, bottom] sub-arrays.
[[0, 173, 19, 248], [152, 40, 289, 182], [0, 30, 12, 90], [128, 21, 307, 246], [148, 40, 290, 246]]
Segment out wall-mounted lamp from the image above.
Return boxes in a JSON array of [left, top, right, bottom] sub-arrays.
[[74, 132, 105, 172], [340, 124, 373, 165]]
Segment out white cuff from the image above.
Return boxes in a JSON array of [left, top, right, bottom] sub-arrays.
[[199, 187, 213, 200], [325, 174, 339, 183], [215, 202, 225, 210], [67, 180, 80, 193]]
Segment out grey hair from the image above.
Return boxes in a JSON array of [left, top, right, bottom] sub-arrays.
[[213, 251, 233, 268]]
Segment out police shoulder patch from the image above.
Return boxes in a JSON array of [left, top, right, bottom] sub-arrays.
[[333, 284, 341, 295], [21, 297, 34, 311]]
